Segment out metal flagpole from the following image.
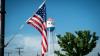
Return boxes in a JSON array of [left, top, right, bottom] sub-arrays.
[[5, 24, 25, 47]]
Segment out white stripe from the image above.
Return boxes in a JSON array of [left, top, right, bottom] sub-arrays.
[[31, 17, 43, 26], [43, 22, 47, 30], [42, 45, 45, 54], [31, 17, 46, 31], [28, 20, 42, 32], [42, 36, 47, 50], [35, 14, 43, 21], [42, 30, 47, 38], [32, 16, 46, 30]]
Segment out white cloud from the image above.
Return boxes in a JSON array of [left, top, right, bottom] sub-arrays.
[[23, 36, 41, 48], [5, 34, 42, 56]]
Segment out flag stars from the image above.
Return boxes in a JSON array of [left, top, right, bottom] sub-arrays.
[[36, 4, 46, 20]]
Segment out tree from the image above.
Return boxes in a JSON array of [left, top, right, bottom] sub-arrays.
[[54, 30, 99, 56]]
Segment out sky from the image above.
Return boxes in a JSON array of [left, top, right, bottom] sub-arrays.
[[5, 0, 100, 56]]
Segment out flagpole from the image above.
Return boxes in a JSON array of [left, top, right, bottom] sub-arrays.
[[5, 23, 25, 47]]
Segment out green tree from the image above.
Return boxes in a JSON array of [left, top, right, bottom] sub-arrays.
[[54, 30, 99, 56]]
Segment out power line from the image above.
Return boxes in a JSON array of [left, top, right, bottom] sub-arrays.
[[16, 47, 24, 56], [37, 52, 40, 56]]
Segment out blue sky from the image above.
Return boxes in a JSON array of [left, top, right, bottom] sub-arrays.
[[5, 0, 100, 56]]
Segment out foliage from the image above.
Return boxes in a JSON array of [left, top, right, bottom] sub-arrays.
[[54, 30, 99, 56]]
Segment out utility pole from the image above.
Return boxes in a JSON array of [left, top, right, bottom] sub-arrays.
[[37, 52, 40, 56], [7, 52, 11, 56], [6, 52, 12, 56], [16, 47, 23, 56], [0, 0, 5, 56]]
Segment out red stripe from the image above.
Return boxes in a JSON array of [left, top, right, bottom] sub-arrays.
[[42, 23, 46, 30], [34, 15, 43, 23], [41, 32, 48, 48], [43, 22, 47, 29], [28, 22, 42, 34], [43, 23, 47, 36], [42, 41, 46, 52], [30, 18, 44, 30], [42, 53, 44, 56]]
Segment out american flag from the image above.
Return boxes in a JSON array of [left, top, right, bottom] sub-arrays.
[[27, 1, 48, 56]]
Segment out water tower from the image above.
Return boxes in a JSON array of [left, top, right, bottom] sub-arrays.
[[47, 18, 55, 56]]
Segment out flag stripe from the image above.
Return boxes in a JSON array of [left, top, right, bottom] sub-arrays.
[[27, 21, 42, 34], [30, 18, 43, 30], [31, 17, 43, 25], [42, 34, 48, 50], [34, 15, 43, 23], [43, 23, 47, 35], [42, 41, 46, 52], [28, 20, 42, 31], [42, 30, 48, 46]]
